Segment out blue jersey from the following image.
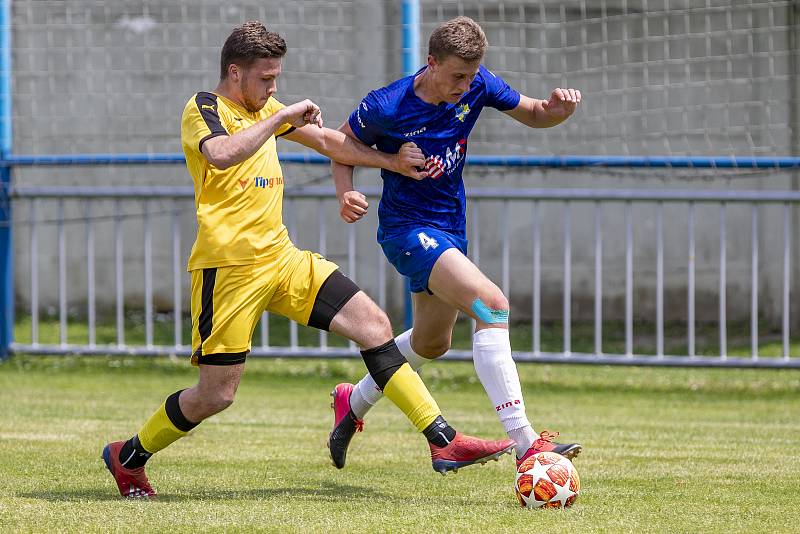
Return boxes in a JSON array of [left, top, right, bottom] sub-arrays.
[[348, 64, 520, 237]]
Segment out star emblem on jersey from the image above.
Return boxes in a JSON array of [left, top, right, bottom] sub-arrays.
[[424, 155, 446, 179], [455, 103, 471, 122]]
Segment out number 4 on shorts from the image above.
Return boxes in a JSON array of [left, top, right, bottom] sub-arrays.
[[418, 232, 439, 250]]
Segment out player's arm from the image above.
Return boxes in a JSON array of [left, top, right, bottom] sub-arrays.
[[503, 88, 581, 128], [329, 122, 364, 223], [327, 122, 432, 223], [201, 99, 323, 169], [331, 161, 365, 224], [286, 121, 428, 224], [281, 122, 426, 179]]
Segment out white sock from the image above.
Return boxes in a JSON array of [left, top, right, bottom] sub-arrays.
[[472, 328, 533, 456], [349, 373, 382, 420], [508, 426, 537, 458], [394, 329, 431, 371], [349, 329, 430, 419]]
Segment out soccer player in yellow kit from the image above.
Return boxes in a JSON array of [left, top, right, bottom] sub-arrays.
[[101, 21, 514, 498]]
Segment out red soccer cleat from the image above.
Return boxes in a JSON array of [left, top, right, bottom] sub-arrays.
[[516, 430, 582, 468], [102, 440, 156, 498], [327, 383, 364, 469], [430, 432, 515, 475]]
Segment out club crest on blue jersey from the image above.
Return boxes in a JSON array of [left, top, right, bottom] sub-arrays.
[[455, 103, 471, 122]]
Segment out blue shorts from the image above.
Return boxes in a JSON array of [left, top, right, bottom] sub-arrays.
[[379, 227, 468, 293]]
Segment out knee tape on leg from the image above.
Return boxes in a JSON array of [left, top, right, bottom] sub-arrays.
[[471, 298, 509, 324]]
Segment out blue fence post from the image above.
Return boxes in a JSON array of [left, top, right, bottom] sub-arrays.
[[401, 0, 419, 330], [0, 0, 13, 360]]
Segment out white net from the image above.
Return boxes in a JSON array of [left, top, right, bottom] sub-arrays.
[[424, 0, 796, 157], [8, 0, 798, 160]]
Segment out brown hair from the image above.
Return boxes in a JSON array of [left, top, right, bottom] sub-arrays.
[[220, 21, 287, 79], [428, 16, 487, 62]]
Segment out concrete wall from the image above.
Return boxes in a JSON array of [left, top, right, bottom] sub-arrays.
[[9, 0, 800, 328]]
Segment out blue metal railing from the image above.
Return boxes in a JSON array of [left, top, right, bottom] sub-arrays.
[[401, 0, 421, 331], [3, 153, 800, 168], [401, 0, 421, 77], [0, 0, 14, 360]]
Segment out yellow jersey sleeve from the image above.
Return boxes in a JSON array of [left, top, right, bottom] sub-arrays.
[[181, 92, 229, 154], [263, 97, 296, 138]]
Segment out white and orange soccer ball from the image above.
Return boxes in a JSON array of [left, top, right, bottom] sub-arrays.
[[514, 451, 580, 509]]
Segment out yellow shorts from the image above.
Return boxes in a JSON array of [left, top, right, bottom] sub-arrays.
[[189, 246, 338, 365]]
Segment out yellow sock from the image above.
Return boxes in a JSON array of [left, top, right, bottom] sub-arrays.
[[382, 363, 441, 432], [136, 401, 189, 453]]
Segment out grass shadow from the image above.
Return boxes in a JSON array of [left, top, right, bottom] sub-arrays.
[[18, 488, 122, 502], [19, 482, 392, 503]]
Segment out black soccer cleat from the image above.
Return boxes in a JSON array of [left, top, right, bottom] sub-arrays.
[[327, 383, 364, 469]]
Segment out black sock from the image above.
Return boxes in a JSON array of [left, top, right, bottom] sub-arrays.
[[118, 434, 152, 469], [422, 415, 457, 448], [360, 339, 406, 390]]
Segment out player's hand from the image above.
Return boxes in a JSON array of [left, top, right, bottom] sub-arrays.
[[339, 190, 368, 223], [394, 142, 428, 180], [282, 99, 324, 128], [541, 88, 581, 120]]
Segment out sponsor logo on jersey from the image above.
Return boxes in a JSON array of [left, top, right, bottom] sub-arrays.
[[240, 176, 284, 190], [455, 103, 471, 122], [356, 107, 365, 129], [255, 176, 283, 189], [355, 100, 369, 129], [403, 126, 427, 137], [424, 155, 446, 179], [423, 138, 467, 179], [445, 138, 467, 168]]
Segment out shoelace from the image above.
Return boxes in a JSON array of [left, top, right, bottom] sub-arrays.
[[349, 411, 364, 432], [533, 429, 560, 448]]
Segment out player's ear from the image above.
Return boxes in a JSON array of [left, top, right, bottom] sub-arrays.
[[427, 54, 438, 71], [228, 63, 240, 82]]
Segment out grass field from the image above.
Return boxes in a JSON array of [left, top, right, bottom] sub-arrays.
[[0, 355, 798, 533]]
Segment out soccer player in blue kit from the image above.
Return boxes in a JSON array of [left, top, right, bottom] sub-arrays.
[[327, 16, 583, 473]]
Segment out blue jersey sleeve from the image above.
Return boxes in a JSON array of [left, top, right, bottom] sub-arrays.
[[481, 65, 521, 111], [348, 91, 385, 147]]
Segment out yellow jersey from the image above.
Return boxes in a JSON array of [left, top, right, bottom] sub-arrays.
[[180, 92, 295, 270]]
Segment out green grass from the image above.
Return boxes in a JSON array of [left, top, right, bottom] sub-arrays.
[[13, 314, 799, 358], [1, 355, 799, 533]]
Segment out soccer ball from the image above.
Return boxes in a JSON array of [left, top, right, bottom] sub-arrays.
[[514, 451, 580, 509]]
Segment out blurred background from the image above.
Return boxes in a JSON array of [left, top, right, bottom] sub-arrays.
[[11, 0, 794, 157], [3, 0, 799, 361]]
